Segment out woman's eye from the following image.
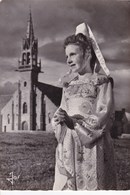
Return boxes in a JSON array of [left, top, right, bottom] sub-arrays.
[[70, 53, 76, 56], [65, 53, 76, 59]]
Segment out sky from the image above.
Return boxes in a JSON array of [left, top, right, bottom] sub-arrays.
[[0, 0, 130, 112]]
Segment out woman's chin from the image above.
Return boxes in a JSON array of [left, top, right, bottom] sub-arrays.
[[71, 69, 78, 74]]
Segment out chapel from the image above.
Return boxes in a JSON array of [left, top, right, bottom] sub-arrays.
[[1, 11, 62, 132]]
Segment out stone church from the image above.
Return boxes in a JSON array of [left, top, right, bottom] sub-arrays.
[[1, 12, 62, 132]]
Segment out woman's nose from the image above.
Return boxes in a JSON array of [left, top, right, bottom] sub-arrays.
[[67, 57, 72, 64]]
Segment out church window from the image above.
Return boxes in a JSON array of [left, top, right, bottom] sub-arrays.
[[24, 81, 27, 87], [22, 53, 26, 65], [27, 52, 30, 64], [7, 114, 10, 124], [23, 102, 27, 114], [4, 126, 6, 132], [32, 54, 36, 65]]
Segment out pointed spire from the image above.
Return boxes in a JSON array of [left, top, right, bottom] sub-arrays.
[[26, 7, 34, 42]]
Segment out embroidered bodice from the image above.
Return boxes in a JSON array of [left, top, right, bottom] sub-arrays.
[[63, 73, 109, 118]]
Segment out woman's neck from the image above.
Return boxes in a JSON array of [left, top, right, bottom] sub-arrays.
[[78, 65, 92, 75]]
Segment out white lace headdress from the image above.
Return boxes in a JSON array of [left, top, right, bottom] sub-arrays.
[[75, 23, 110, 77]]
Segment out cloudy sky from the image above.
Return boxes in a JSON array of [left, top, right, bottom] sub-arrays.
[[0, 0, 130, 112]]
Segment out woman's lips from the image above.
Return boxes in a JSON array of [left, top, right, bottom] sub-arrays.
[[70, 64, 76, 67]]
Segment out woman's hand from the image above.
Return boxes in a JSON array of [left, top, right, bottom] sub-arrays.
[[53, 108, 74, 129]]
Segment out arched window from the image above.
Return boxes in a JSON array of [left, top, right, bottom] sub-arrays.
[[7, 114, 10, 124], [23, 102, 27, 114], [22, 53, 26, 65], [24, 81, 27, 87], [27, 52, 30, 64]]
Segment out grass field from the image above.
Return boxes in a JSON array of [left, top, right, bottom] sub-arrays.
[[0, 132, 130, 190]]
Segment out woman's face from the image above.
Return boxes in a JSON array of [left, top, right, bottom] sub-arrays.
[[65, 44, 88, 75]]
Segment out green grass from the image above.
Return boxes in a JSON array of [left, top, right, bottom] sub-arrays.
[[0, 132, 130, 190]]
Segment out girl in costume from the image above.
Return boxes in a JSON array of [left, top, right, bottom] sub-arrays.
[[52, 23, 117, 190]]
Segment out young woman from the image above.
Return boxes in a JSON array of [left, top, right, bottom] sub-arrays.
[[52, 23, 117, 190]]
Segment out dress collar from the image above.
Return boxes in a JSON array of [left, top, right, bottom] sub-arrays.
[[78, 72, 94, 81]]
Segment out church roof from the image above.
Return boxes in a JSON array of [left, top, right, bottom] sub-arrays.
[[37, 82, 62, 107]]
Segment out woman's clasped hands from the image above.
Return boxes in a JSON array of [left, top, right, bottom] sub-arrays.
[[53, 108, 74, 129]]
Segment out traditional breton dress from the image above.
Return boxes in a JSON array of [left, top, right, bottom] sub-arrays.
[[52, 72, 117, 190]]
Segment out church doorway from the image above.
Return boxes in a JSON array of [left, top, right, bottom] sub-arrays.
[[22, 121, 28, 130]]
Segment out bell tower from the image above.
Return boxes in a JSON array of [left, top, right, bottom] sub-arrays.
[[17, 10, 41, 130]]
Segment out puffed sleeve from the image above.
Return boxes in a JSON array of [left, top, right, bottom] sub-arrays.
[[73, 78, 114, 147], [95, 78, 114, 128]]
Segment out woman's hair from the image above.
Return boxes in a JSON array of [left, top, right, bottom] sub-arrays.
[[64, 33, 97, 72]]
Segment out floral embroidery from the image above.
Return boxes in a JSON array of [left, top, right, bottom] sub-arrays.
[[65, 82, 98, 99], [79, 101, 93, 115]]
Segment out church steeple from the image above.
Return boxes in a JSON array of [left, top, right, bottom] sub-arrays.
[[16, 10, 42, 131], [17, 10, 41, 73], [26, 9, 34, 44]]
